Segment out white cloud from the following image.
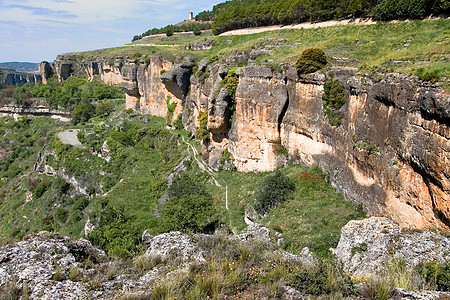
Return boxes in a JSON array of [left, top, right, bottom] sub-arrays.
[[0, 0, 224, 62]]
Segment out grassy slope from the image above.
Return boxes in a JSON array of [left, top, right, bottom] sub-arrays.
[[64, 19, 449, 86], [0, 103, 365, 258]]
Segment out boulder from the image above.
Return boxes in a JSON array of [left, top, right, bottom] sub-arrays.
[[160, 65, 192, 98], [335, 217, 450, 277], [38, 61, 53, 84], [208, 88, 231, 134], [53, 60, 72, 82], [144, 231, 206, 263]]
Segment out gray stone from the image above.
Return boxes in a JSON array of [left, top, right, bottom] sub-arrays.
[[53, 61, 72, 82], [208, 88, 231, 134], [38, 61, 53, 82], [336, 217, 450, 277], [144, 231, 206, 263], [160, 65, 192, 98], [236, 65, 273, 78], [191, 41, 212, 51]]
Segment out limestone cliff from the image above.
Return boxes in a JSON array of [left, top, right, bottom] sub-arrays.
[[45, 56, 449, 230], [0, 68, 41, 85]]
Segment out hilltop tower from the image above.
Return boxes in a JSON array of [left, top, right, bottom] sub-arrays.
[[189, 12, 194, 20]]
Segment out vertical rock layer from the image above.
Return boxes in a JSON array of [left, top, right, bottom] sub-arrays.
[[52, 57, 449, 230]]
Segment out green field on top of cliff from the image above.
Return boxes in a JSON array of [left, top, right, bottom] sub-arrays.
[[0, 97, 365, 258], [63, 18, 449, 86]]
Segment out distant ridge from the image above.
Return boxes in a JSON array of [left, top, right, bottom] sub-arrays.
[[0, 62, 38, 73]]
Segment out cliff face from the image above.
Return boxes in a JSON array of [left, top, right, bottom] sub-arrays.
[[46, 57, 449, 230], [0, 68, 41, 85]]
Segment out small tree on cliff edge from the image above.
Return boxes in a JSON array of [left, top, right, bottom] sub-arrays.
[[296, 48, 327, 75]]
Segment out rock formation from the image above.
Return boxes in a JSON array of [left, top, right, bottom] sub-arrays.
[[0, 69, 41, 85], [50, 56, 449, 230], [38, 61, 52, 84], [335, 217, 450, 277]]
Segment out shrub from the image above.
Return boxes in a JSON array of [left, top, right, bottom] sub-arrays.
[[193, 27, 202, 36], [159, 175, 218, 234], [73, 102, 96, 125], [361, 276, 394, 300], [166, 96, 177, 120], [254, 170, 295, 215], [55, 207, 68, 223], [196, 111, 210, 141], [33, 181, 50, 199], [416, 68, 440, 82], [323, 80, 346, 110], [166, 27, 174, 37], [296, 48, 327, 75], [95, 100, 115, 117], [322, 80, 346, 127], [173, 113, 183, 130], [291, 259, 354, 295], [418, 261, 450, 291]]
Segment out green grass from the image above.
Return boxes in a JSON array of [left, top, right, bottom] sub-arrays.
[[0, 106, 367, 258], [63, 19, 449, 85]]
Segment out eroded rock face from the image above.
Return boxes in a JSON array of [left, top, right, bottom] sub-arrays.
[[53, 61, 72, 82], [59, 56, 449, 230], [144, 231, 206, 263], [38, 61, 52, 84], [335, 217, 450, 277], [230, 66, 289, 172], [0, 232, 105, 299]]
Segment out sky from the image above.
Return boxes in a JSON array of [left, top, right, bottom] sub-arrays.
[[0, 0, 223, 63]]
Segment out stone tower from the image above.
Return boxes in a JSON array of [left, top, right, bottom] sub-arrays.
[[189, 12, 194, 20]]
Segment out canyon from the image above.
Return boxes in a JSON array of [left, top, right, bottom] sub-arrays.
[[38, 54, 449, 231]]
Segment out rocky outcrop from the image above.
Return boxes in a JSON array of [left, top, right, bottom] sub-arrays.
[[0, 69, 41, 85], [53, 60, 73, 82], [143, 231, 206, 263], [0, 105, 71, 122], [335, 217, 450, 277], [49, 56, 449, 230], [38, 61, 52, 84], [159, 65, 192, 99], [0, 232, 106, 299]]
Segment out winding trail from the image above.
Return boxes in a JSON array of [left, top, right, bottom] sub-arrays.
[[180, 135, 229, 210]]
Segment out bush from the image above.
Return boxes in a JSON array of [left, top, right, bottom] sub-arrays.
[[73, 102, 96, 125], [416, 68, 440, 82], [159, 175, 218, 234], [193, 27, 202, 36], [166, 27, 174, 37], [254, 170, 295, 215], [173, 113, 183, 130], [196, 111, 210, 141], [291, 259, 354, 295], [296, 48, 327, 75], [95, 100, 115, 117], [322, 79, 346, 127]]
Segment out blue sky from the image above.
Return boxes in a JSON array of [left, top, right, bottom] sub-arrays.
[[0, 0, 222, 63]]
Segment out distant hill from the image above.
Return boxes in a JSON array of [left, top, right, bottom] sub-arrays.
[[0, 62, 38, 73]]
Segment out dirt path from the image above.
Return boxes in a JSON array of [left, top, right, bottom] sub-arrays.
[[125, 43, 178, 47], [180, 135, 229, 210], [58, 129, 83, 147], [219, 18, 377, 36]]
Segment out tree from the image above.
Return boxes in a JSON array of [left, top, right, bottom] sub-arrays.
[[296, 48, 328, 75]]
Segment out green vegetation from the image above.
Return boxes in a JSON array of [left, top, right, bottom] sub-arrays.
[[132, 22, 211, 42], [253, 170, 295, 215], [296, 48, 328, 74], [165, 95, 177, 120], [194, 0, 449, 35], [196, 111, 210, 141], [31, 77, 124, 109], [65, 19, 449, 87], [159, 175, 218, 233], [322, 79, 346, 126]]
